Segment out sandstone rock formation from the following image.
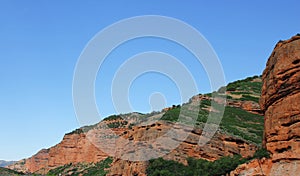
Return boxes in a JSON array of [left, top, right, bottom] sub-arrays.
[[108, 121, 257, 176], [261, 35, 300, 159], [8, 132, 108, 174], [231, 35, 300, 175], [9, 117, 258, 175], [7, 74, 264, 175]]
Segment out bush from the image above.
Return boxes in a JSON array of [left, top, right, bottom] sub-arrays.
[[147, 158, 192, 176], [147, 155, 247, 176], [104, 115, 122, 121], [226, 75, 262, 94], [161, 107, 181, 122], [107, 121, 128, 128], [253, 148, 270, 159], [66, 128, 84, 135]]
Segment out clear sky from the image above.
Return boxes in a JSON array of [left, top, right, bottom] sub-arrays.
[[0, 0, 299, 161]]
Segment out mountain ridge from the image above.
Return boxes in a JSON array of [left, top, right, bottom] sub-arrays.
[[0, 160, 16, 167], [7, 75, 264, 175]]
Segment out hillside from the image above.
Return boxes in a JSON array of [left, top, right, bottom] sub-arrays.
[[0, 167, 24, 176], [0, 160, 16, 167], [7, 75, 264, 175]]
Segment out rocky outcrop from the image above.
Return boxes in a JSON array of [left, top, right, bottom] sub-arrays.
[[8, 120, 257, 175], [260, 35, 300, 159], [108, 159, 148, 176], [232, 35, 300, 175], [7, 75, 265, 175], [108, 121, 257, 176], [231, 158, 300, 176], [228, 100, 262, 115], [7, 132, 108, 174]]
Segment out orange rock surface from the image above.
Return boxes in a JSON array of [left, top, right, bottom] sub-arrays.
[[232, 35, 300, 175], [108, 121, 257, 175], [8, 132, 108, 174], [260, 35, 300, 160]]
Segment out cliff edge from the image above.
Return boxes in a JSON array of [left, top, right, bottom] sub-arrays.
[[231, 35, 300, 175]]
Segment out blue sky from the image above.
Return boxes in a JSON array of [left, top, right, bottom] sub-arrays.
[[0, 1, 299, 161]]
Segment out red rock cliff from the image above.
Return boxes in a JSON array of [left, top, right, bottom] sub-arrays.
[[261, 35, 300, 160], [7, 132, 108, 174], [108, 121, 257, 176], [232, 35, 300, 175]]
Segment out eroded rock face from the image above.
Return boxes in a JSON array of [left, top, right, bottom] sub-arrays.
[[107, 121, 257, 176], [232, 35, 300, 175], [108, 159, 148, 176], [260, 35, 300, 161], [8, 120, 257, 175], [231, 158, 300, 176], [7, 133, 108, 174], [7, 76, 264, 175]]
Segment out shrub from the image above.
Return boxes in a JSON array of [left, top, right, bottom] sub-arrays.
[[66, 129, 84, 135], [147, 158, 191, 176], [104, 115, 122, 121], [161, 107, 181, 122], [107, 121, 128, 128], [253, 148, 271, 159], [147, 155, 247, 176]]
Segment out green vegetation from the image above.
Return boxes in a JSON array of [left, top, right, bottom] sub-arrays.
[[253, 148, 270, 159], [161, 104, 263, 145], [66, 124, 101, 135], [46, 157, 113, 176], [226, 75, 262, 94], [79, 157, 112, 176], [161, 107, 181, 122], [240, 94, 260, 103], [103, 115, 122, 121], [147, 148, 271, 176], [66, 128, 84, 135], [147, 158, 191, 176], [107, 121, 128, 128], [219, 106, 264, 144], [147, 155, 248, 176], [161, 75, 264, 144], [44, 75, 265, 175], [0, 167, 24, 176]]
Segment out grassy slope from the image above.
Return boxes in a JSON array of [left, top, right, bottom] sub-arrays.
[[148, 75, 266, 176], [147, 148, 270, 176], [0, 167, 24, 176], [161, 75, 264, 145]]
